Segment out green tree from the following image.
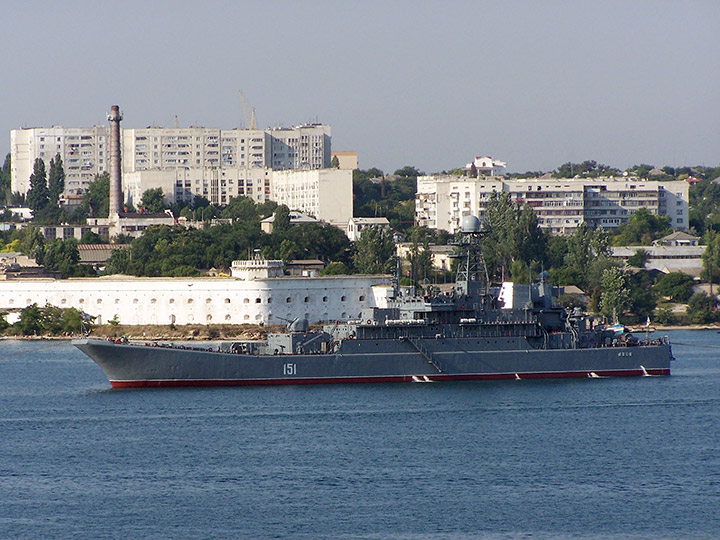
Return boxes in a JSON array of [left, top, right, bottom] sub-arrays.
[[27, 158, 50, 213], [599, 267, 631, 323], [47, 154, 65, 204], [686, 292, 718, 324], [353, 226, 396, 274], [653, 272, 695, 302], [611, 208, 672, 246], [331, 155, 340, 169], [82, 172, 110, 218], [323, 261, 349, 275], [627, 248, 650, 268], [701, 230, 720, 285], [273, 205, 291, 232], [16, 304, 44, 335], [139, 187, 167, 213], [0, 153, 10, 204]]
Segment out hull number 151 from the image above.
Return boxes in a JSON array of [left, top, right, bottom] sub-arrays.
[[283, 363, 297, 376]]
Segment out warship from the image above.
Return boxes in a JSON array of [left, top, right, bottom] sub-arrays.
[[74, 216, 673, 388]]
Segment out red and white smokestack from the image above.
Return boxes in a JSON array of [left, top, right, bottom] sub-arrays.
[[107, 105, 123, 217]]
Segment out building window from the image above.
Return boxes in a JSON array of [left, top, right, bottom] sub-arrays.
[[243, 298, 250, 304], [169, 298, 175, 304], [286, 297, 292, 303], [225, 298, 231, 304], [132, 299, 138, 304], [255, 298, 261, 303], [150, 298, 156, 304], [323, 296, 328, 302], [304, 297, 310, 303], [187, 298, 193, 304], [359, 295, 365, 301], [341, 295, 347, 302], [206, 298, 212, 304]]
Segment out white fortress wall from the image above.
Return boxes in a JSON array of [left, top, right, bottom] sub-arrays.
[[0, 275, 391, 326]]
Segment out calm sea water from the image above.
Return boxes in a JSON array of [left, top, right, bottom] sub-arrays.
[[1, 330, 719, 539]]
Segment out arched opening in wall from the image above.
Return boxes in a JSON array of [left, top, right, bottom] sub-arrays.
[[267, 298, 273, 304], [96, 315, 102, 324], [169, 298, 175, 304], [151, 315, 158, 324], [97, 298, 102, 304], [341, 312, 347, 319], [61, 298, 67, 304], [359, 295, 365, 301], [358, 313, 362, 318], [322, 296, 328, 302], [322, 312, 328, 321], [341, 296, 346, 302], [243, 314, 250, 321], [304, 297, 309, 303], [150, 298, 157, 304], [79, 298, 85, 304], [304, 312, 309, 320], [188, 314, 194, 322], [187, 298, 194, 304], [243, 298, 250, 304], [206, 298, 212, 304], [26, 299, 32, 305], [255, 314, 262, 321], [225, 315, 231, 321], [255, 298, 261, 303], [225, 298, 231, 304], [170, 314, 176, 324], [115, 298, 120, 304], [286, 297, 291, 303], [206, 314, 212, 322], [132, 298, 138, 304]]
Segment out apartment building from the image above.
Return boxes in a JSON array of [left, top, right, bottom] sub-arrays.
[[416, 175, 689, 234], [271, 169, 353, 227], [10, 126, 109, 195], [11, 123, 331, 197]]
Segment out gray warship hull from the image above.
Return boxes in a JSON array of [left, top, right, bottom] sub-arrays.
[[74, 337, 672, 388]]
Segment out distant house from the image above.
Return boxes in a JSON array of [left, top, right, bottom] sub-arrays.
[[610, 244, 705, 277], [77, 244, 130, 269], [260, 211, 318, 234], [286, 259, 325, 277], [653, 231, 699, 247], [346, 217, 390, 242]]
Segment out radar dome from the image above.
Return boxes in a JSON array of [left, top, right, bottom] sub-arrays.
[[460, 215, 481, 233]]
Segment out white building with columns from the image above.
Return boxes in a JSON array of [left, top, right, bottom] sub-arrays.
[[0, 259, 391, 326]]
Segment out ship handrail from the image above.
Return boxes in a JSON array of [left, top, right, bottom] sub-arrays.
[[405, 336, 444, 373]]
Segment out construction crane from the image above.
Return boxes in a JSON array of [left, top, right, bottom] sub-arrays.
[[238, 90, 257, 130]]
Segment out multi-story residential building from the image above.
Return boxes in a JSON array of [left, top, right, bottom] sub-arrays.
[[10, 126, 109, 195], [416, 175, 689, 234], [271, 169, 353, 228], [11, 123, 331, 197]]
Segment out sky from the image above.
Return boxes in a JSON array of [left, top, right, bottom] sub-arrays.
[[2, 0, 719, 175]]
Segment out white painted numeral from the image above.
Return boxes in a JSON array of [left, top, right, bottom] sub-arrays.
[[283, 363, 297, 375]]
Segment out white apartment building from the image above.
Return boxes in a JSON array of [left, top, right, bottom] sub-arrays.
[[416, 175, 689, 234], [124, 167, 271, 207], [11, 123, 331, 197], [11, 126, 109, 195], [271, 169, 353, 227]]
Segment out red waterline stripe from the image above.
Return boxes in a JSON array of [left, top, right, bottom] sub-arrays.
[[109, 368, 670, 388]]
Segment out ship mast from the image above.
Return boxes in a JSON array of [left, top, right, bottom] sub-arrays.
[[454, 216, 489, 297]]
